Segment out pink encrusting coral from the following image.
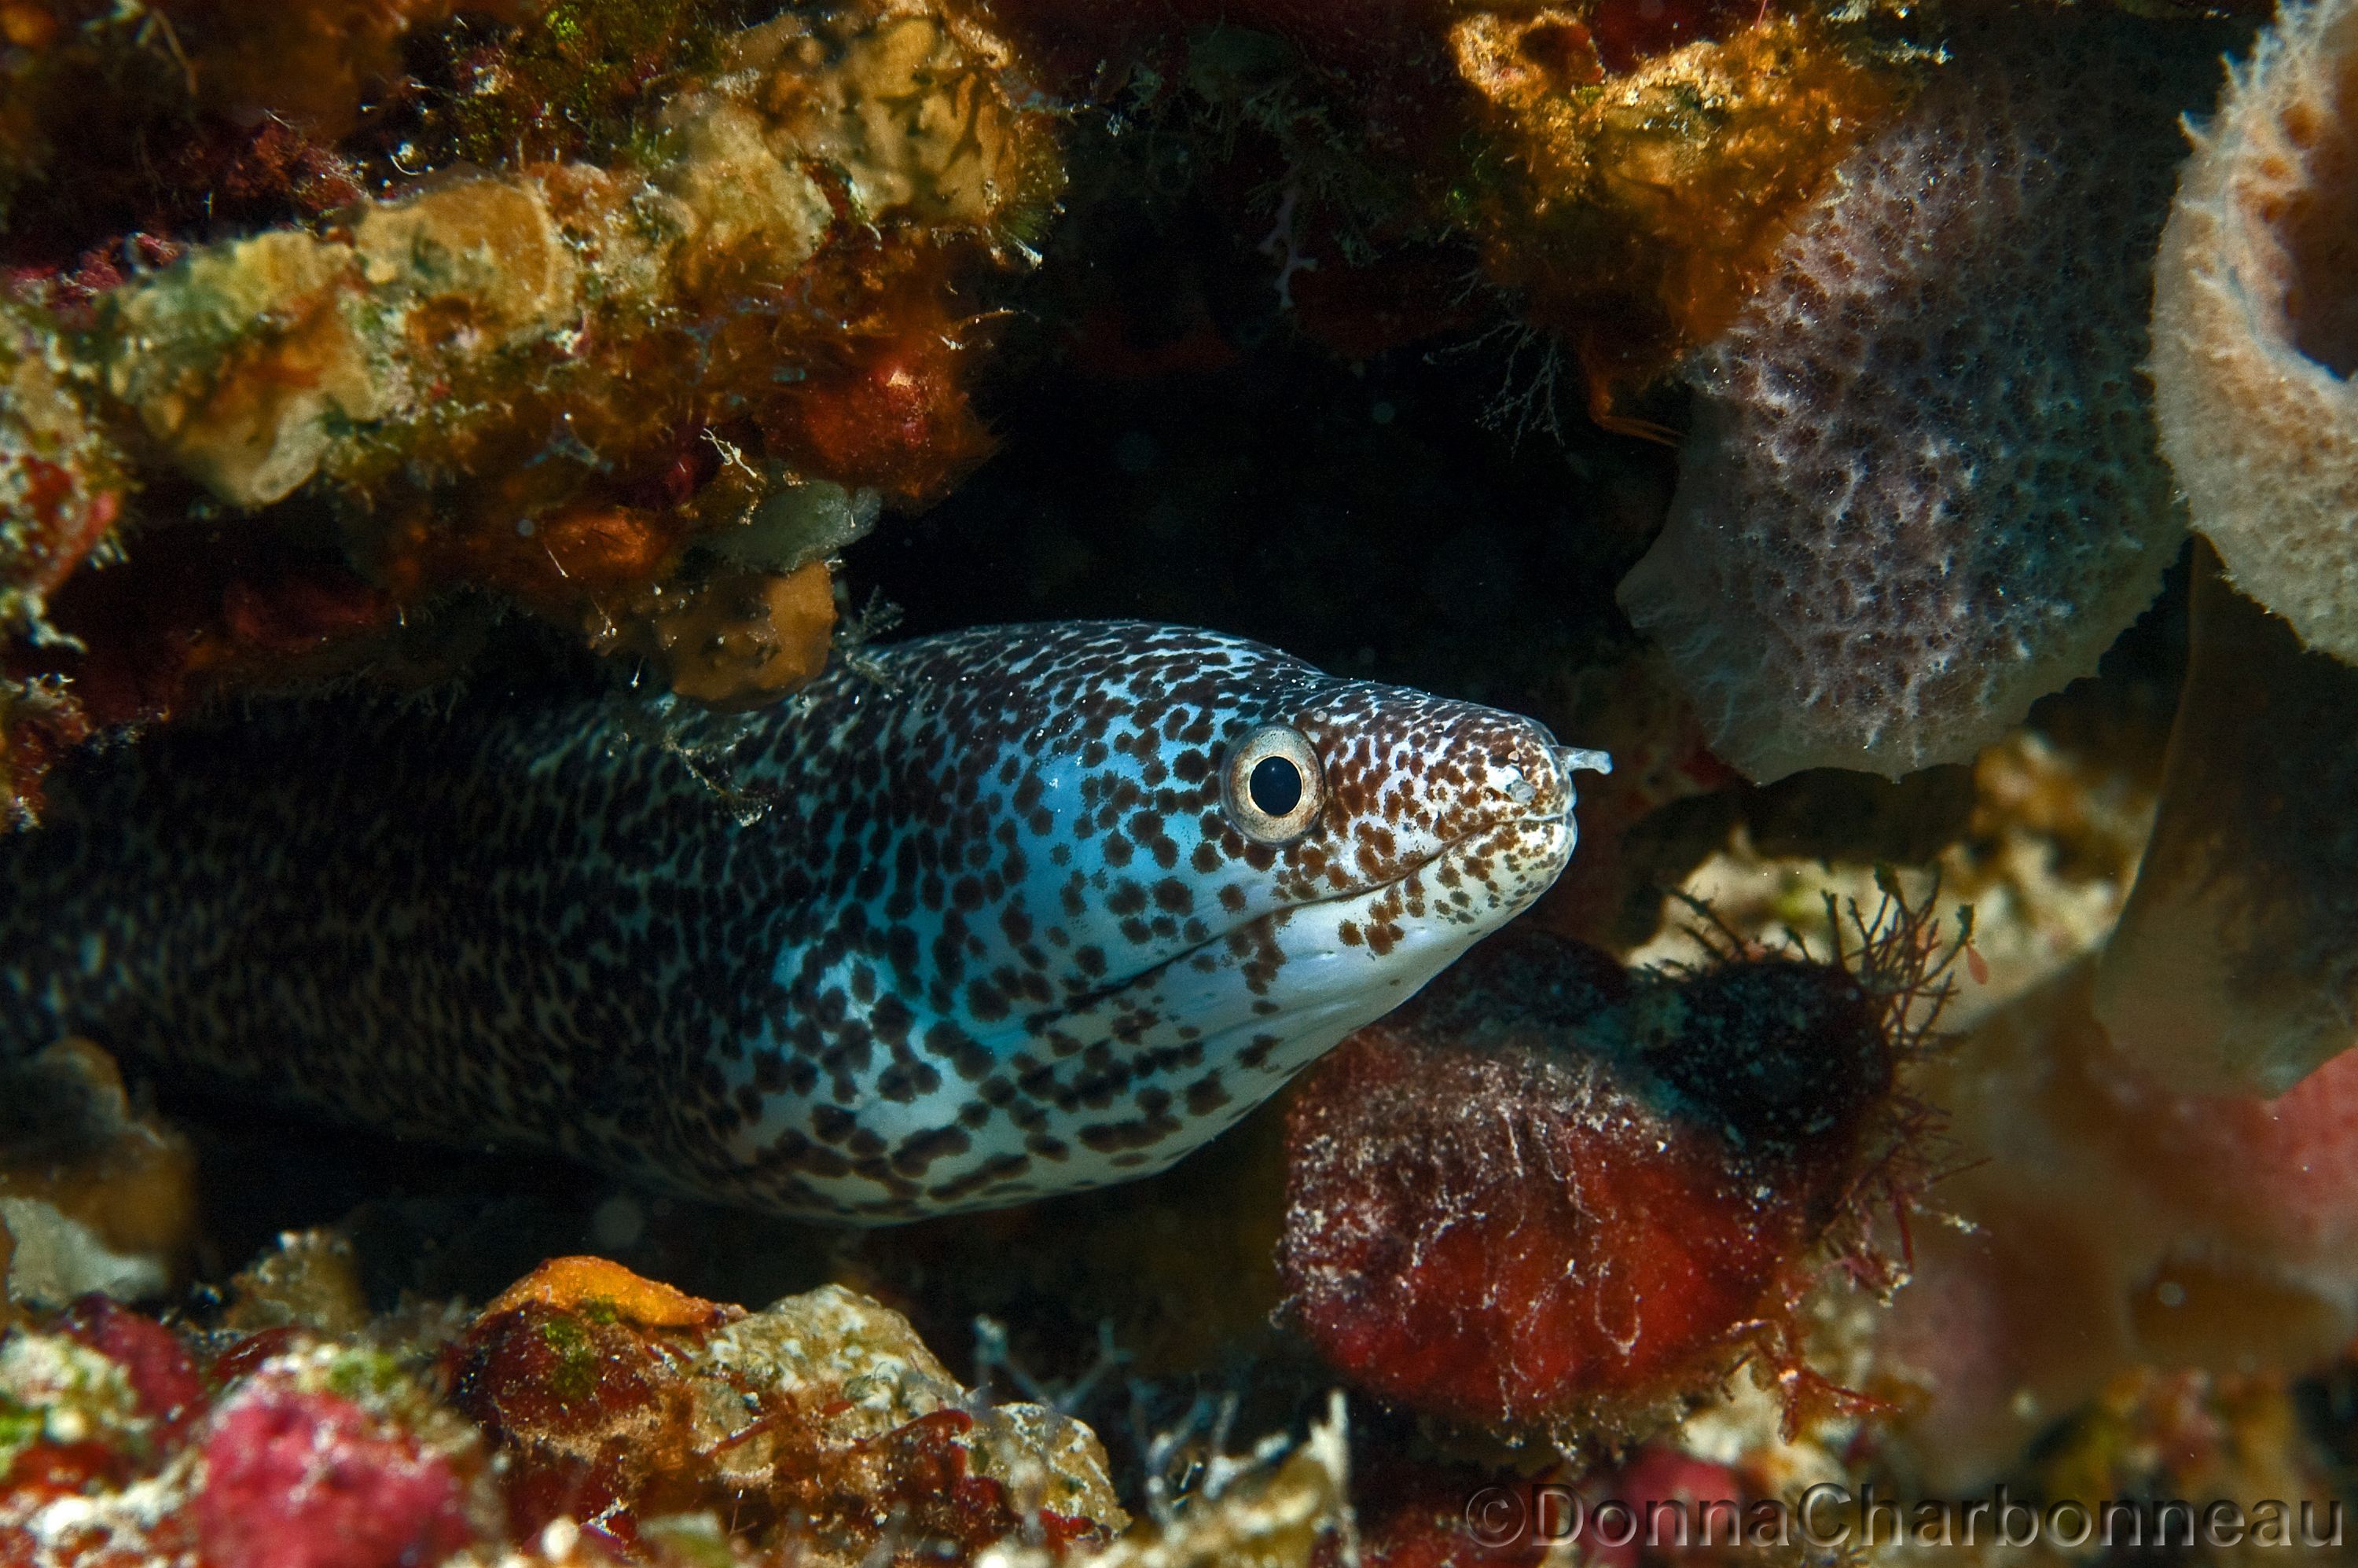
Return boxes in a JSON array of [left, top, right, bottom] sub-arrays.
[[1619, 8, 2219, 781], [2150, 0, 2358, 665], [196, 1384, 477, 1568], [1877, 960, 2358, 1487]]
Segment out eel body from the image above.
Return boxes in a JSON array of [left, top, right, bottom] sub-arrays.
[[1, 622, 1605, 1221]]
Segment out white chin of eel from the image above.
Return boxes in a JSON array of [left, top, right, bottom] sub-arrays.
[[0, 621, 1610, 1223]]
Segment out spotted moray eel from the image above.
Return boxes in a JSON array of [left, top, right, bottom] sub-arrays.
[[1, 622, 1607, 1221]]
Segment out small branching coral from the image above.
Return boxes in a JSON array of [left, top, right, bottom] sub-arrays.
[[1276, 880, 1966, 1453]]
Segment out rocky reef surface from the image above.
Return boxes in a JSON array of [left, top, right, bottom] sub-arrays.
[[7, 0, 2358, 1564]]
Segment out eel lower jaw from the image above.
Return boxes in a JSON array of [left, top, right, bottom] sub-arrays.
[[1233, 809, 1580, 975], [1014, 796, 1589, 1046]]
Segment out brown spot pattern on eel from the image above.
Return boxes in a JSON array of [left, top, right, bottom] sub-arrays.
[[0, 622, 1608, 1221]]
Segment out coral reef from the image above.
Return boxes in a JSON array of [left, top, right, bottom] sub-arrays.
[[10, 0, 2358, 1555], [0, 302, 119, 824], [2097, 550, 2358, 1096], [2152, 0, 2358, 664], [195, 1378, 483, 1568], [2024, 1371, 2346, 1560], [0, 1293, 495, 1568], [222, 1229, 373, 1338], [1276, 909, 1945, 1450], [83, 3, 1050, 515], [1619, 7, 2217, 781], [0, 304, 119, 639], [0, 2, 542, 238], [989, 0, 1916, 411], [446, 1259, 1126, 1552], [996, 1405, 1347, 1568], [0, 0, 1061, 822]]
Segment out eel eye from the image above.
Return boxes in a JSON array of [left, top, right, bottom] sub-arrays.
[[1223, 723, 1325, 844]]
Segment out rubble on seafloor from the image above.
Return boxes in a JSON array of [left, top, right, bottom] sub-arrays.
[[0, 1242, 1374, 1568]]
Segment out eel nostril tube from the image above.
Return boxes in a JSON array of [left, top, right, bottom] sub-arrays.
[[1552, 745, 1613, 779]]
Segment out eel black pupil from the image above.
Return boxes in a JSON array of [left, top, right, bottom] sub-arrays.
[[1250, 755, 1304, 817]]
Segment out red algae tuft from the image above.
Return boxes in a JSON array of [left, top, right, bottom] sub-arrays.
[[1280, 894, 1956, 1449]]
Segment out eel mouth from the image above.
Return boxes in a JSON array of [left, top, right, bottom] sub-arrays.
[[1031, 803, 1583, 1040], [1022, 735, 1607, 1039]]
